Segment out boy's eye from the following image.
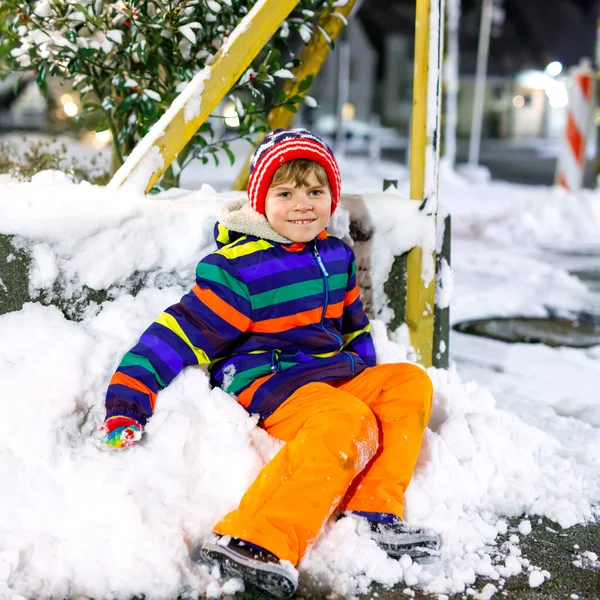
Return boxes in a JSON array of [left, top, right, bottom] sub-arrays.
[[310, 190, 323, 196], [279, 191, 292, 198]]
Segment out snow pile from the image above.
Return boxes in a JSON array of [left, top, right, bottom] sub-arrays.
[[1, 173, 600, 599], [0, 172, 432, 319], [440, 168, 600, 249]]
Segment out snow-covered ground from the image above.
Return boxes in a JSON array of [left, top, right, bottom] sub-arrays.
[[1, 137, 599, 600]]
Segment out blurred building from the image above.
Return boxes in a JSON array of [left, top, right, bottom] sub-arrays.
[[306, 0, 598, 145]]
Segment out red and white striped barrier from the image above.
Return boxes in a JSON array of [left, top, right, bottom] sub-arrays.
[[555, 58, 596, 192]]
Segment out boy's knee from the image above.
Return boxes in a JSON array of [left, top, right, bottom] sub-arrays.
[[408, 363, 434, 407], [313, 397, 379, 471], [377, 363, 434, 426], [389, 363, 433, 404]]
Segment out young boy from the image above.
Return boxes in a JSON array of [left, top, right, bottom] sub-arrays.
[[102, 128, 439, 599]]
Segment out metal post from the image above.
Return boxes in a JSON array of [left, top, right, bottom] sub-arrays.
[[369, 113, 381, 163], [468, 0, 492, 166], [406, 0, 445, 367], [444, 0, 461, 167], [334, 30, 351, 157]]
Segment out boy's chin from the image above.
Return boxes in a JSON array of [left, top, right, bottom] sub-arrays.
[[284, 228, 321, 243], [273, 222, 326, 243]]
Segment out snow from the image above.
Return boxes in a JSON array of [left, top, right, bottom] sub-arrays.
[[1, 137, 600, 599], [528, 569, 550, 588], [178, 25, 198, 45], [107, 71, 209, 190], [273, 68, 295, 79], [518, 520, 532, 536], [304, 95, 318, 108]]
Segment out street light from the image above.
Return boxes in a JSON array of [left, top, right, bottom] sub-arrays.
[[545, 61, 563, 77], [512, 95, 525, 108], [222, 101, 240, 127]]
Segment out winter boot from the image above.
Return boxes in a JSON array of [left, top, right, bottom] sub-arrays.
[[347, 511, 440, 563], [191, 534, 298, 599]]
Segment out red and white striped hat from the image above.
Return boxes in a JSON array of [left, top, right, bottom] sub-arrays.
[[247, 128, 341, 216]]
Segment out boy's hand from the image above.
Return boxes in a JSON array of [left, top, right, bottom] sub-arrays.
[[101, 416, 143, 449]]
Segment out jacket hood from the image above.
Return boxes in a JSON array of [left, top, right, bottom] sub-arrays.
[[214, 198, 293, 248]]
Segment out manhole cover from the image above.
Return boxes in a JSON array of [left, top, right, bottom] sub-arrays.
[[453, 316, 600, 348], [571, 269, 600, 280], [570, 269, 600, 292], [542, 244, 600, 257]]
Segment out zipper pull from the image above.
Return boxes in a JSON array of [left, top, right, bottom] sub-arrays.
[[313, 244, 329, 277]]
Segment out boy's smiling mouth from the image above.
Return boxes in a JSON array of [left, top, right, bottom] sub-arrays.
[[288, 219, 316, 224]]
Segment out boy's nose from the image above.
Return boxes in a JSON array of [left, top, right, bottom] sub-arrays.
[[294, 194, 313, 210]]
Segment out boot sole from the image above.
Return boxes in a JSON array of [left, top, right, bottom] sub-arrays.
[[378, 540, 441, 564], [192, 540, 297, 599]]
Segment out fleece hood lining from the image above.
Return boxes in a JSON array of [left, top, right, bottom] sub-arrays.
[[217, 198, 293, 244]]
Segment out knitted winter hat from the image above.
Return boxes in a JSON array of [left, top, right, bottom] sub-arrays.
[[247, 128, 341, 216]]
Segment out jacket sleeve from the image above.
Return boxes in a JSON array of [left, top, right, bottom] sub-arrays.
[[105, 253, 252, 426], [341, 247, 377, 366]]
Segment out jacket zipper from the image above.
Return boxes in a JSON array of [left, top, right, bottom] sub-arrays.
[[313, 243, 343, 349], [345, 350, 355, 375]]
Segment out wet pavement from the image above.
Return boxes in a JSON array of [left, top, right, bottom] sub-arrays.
[[235, 515, 600, 599]]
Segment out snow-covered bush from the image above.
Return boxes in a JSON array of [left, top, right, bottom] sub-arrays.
[[0, 137, 109, 184], [0, 0, 340, 185]]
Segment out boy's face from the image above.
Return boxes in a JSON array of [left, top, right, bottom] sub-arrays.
[[264, 170, 332, 243]]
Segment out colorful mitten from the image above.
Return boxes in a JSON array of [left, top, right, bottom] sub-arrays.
[[101, 415, 143, 449]]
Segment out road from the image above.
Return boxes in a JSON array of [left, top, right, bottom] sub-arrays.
[[381, 139, 598, 188]]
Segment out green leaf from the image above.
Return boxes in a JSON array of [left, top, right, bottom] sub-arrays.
[[139, 98, 157, 118], [36, 63, 47, 94], [79, 47, 97, 58], [73, 3, 92, 21], [115, 93, 139, 114], [96, 116, 109, 132], [68, 59, 82, 75], [298, 74, 314, 93], [223, 143, 235, 166], [267, 47, 281, 67], [80, 103, 100, 118], [199, 122, 214, 136]]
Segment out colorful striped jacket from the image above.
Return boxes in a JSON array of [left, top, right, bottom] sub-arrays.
[[105, 199, 376, 426]]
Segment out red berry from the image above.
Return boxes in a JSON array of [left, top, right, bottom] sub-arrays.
[[122, 7, 126, 11], [125, 20, 130, 26], [131, 87, 137, 92], [16, 8, 21, 13]]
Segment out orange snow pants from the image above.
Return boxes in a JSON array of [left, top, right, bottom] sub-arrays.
[[213, 362, 433, 565]]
